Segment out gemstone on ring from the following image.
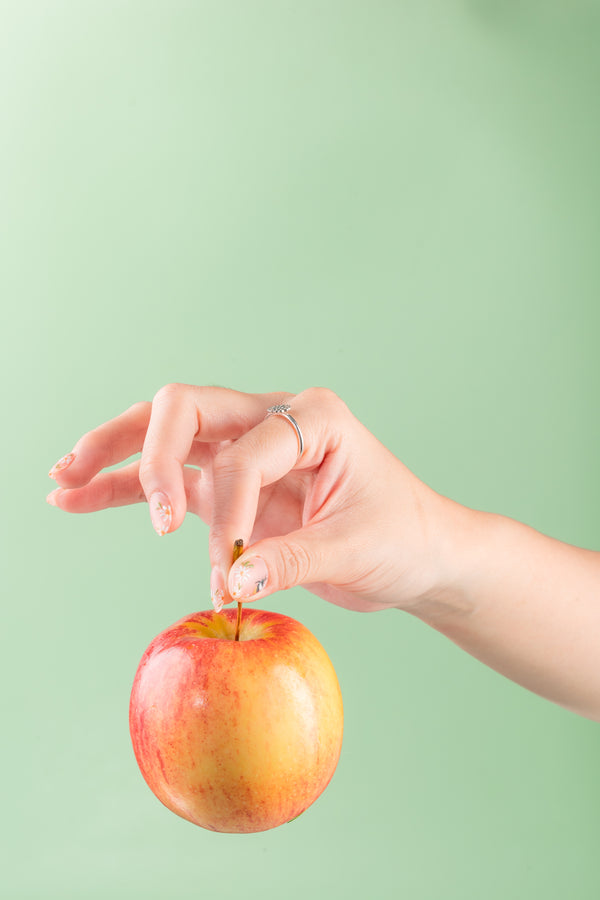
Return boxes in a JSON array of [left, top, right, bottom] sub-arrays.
[[267, 403, 292, 415]]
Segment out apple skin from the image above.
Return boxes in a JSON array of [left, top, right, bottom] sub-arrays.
[[129, 608, 343, 833]]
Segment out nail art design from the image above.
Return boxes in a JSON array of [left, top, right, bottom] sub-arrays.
[[155, 501, 172, 535], [210, 566, 226, 613], [230, 557, 269, 600], [150, 495, 173, 536], [49, 453, 75, 478], [212, 588, 225, 613]]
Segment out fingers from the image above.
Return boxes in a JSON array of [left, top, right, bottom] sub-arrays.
[[48, 402, 152, 487], [47, 386, 352, 605], [47, 462, 212, 523], [225, 523, 336, 605], [47, 401, 220, 490], [138, 385, 276, 535], [48, 384, 288, 535], [209, 387, 347, 601], [47, 461, 145, 512]]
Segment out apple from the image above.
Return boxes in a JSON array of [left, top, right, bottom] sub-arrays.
[[129, 607, 343, 833]]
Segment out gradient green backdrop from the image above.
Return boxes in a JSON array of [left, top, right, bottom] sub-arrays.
[[3, 2, 600, 898]]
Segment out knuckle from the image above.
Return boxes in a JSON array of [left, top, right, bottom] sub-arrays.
[[275, 539, 312, 589], [302, 386, 345, 412], [298, 388, 350, 441], [312, 386, 338, 404], [127, 400, 151, 417], [74, 427, 103, 459], [153, 382, 188, 404], [211, 447, 242, 478], [138, 453, 163, 487], [212, 445, 255, 480]]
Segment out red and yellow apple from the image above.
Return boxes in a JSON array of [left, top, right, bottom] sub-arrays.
[[129, 607, 343, 833]]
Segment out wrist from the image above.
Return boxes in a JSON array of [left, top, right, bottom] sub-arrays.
[[409, 496, 486, 623]]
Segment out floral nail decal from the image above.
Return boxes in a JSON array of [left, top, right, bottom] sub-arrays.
[[150, 494, 173, 536], [230, 557, 269, 600], [49, 453, 75, 478], [210, 566, 227, 613], [211, 588, 225, 613], [155, 501, 172, 535]]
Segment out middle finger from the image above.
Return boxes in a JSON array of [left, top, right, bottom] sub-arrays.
[[139, 384, 290, 534]]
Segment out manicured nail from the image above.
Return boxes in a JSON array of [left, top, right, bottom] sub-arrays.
[[210, 566, 226, 612], [149, 492, 172, 536], [46, 488, 63, 507], [49, 452, 75, 479], [229, 556, 269, 601]]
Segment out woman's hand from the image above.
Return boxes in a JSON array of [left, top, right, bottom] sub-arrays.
[[47, 383, 600, 719], [47, 384, 457, 614]]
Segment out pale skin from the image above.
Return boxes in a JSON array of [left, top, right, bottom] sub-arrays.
[[47, 385, 600, 722]]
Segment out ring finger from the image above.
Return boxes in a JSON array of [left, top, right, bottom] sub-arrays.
[[209, 388, 345, 587]]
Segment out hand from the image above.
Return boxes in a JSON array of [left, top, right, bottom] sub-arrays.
[[47, 384, 457, 613], [47, 383, 600, 719]]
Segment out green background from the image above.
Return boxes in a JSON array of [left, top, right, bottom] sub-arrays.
[[2, 2, 600, 897]]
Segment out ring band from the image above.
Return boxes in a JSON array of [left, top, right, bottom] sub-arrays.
[[266, 404, 304, 460]]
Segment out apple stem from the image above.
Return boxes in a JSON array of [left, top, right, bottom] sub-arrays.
[[232, 539, 244, 641]]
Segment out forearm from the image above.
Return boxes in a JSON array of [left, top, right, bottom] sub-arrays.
[[415, 504, 600, 721]]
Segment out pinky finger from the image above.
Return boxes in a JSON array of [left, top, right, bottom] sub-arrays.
[[46, 463, 210, 528], [46, 461, 145, 513]]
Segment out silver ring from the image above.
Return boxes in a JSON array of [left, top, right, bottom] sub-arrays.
[[266, 404, 304, 460]]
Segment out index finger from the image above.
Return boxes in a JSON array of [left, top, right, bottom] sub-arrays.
[[208, 387, 346, 603]]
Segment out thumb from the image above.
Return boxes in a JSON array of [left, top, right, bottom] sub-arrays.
[[227, 527, 331, 603]]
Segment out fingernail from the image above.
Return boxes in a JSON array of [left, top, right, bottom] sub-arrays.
[[149, 492, 173, 536], [46, 488, 63, 507], [49, 452, 75, 479], [210, 566, 226, 612], [229, 556, 269, 601]]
